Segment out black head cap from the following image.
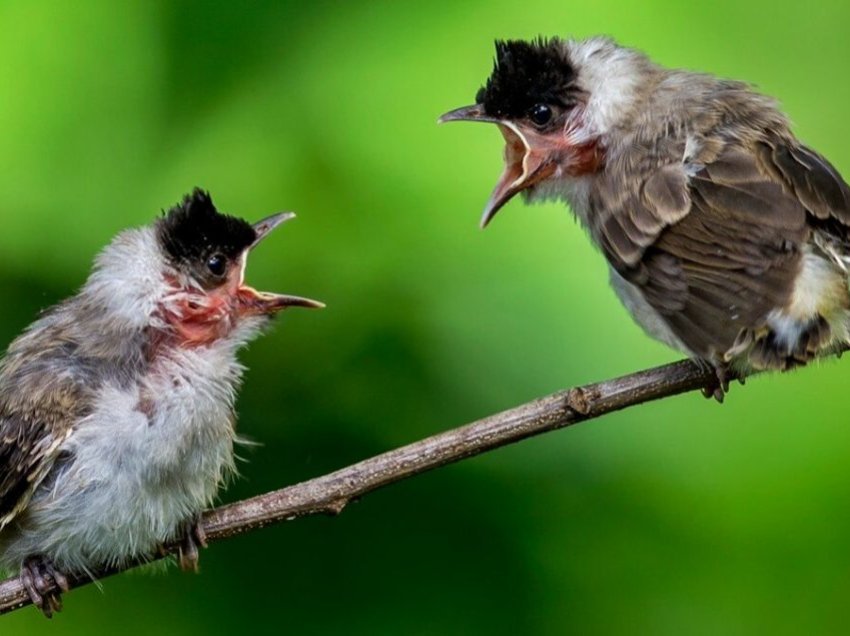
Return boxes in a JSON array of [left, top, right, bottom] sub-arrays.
[[156, 189, 256, 282], [476, 38, 576, 119]]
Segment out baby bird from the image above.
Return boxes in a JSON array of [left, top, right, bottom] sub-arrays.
[[0, 189, 322, 616]]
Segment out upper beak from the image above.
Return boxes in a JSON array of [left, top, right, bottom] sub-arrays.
[[251, 211, 295, 247], [439, 104, 556, 228], [438, 104, 500, 125], [238, 212, 325, 314]]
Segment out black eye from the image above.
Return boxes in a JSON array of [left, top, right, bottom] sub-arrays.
[[206, 253, 226, 277], [528, 103, 553, 126]]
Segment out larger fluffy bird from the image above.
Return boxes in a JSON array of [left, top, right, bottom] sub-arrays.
[[0, 190, 322, 616], [441, 37, 850, 393]]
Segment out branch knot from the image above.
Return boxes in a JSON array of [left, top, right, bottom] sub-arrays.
[[566, 387, 592, 415]]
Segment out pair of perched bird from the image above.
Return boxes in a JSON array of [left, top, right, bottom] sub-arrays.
[[3, 36, 849, 616]]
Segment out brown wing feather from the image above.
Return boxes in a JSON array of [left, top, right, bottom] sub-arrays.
[[0, 414, 68, 528], [759, 138, 850, 229], [598, 164, 692, 271], [0, 323, 96, 529], [601, 144, 815, 360]]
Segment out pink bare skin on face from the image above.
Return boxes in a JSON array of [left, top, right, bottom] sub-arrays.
[[157, 208, 324, 349]]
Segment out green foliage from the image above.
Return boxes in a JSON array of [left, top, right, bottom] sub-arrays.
[[3, 1, 850, 633]]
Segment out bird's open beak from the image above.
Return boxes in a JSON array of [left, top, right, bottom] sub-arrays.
[[439, 104, 557, 228], [236, 212, 325, 316]]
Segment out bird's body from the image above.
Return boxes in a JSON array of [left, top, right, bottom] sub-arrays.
[[0, 191, 321, 615], [0, 248, 243, 573], [441, 37, 850, 386]]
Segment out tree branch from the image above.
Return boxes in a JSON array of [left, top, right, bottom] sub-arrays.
[[0, 353, 836, 615]]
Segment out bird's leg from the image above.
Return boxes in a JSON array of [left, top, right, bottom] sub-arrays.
[[176, 515, 208, 572], [20, 555, 70, 619]]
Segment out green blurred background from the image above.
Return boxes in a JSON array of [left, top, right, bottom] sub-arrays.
[[3, 1, 850, 633]]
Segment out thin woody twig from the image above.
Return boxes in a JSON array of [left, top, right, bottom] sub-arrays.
[[0, 352, 840, 615]]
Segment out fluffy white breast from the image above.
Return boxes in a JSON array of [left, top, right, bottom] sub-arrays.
[[0, 337, 246, 572]]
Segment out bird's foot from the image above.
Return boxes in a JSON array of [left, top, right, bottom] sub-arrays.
[[177, 516, 208, 573], [700, 361, 732, 403], [20, 555, 70, 618]]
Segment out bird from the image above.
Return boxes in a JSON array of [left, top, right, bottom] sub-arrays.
[[440, 36, 850, 399], [0, 189, 323, 616]]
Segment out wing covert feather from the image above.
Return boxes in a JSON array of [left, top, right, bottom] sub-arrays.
[[598, 143, 822, 359]]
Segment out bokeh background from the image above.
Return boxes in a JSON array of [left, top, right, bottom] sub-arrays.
[[3, 1, 850, 633]]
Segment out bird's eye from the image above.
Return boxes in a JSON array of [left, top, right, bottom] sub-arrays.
[[529, 103, 553, 126], [206, 253, 226, 277]]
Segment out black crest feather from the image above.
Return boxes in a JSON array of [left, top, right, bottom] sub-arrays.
[[476, 38, 576, 118], [156, 188, 257, 266]]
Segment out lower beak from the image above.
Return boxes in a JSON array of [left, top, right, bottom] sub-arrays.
[[439, 104, 556, 228], [237, 286, 325, 316], [237, 212, 325, 315], [481, 123, 555, 228]]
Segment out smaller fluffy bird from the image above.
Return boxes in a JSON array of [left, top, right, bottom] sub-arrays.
[[441, 37, 850, 397], [0, 189, 322, 616]]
